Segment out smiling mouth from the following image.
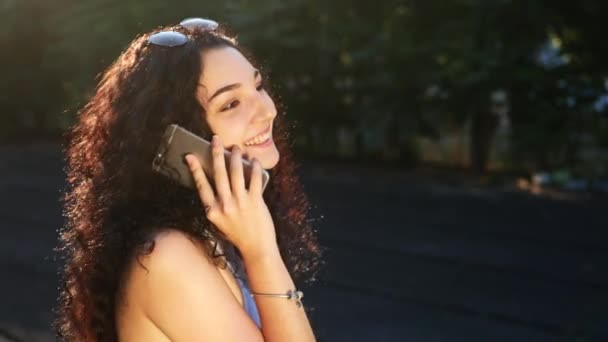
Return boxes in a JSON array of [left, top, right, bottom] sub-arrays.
[[244, 126, 272, 146], [244, 135, 272, 147], [245, 134, 272, 147]]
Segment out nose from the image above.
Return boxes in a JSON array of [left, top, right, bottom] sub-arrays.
[[251, 91, 276, 122]]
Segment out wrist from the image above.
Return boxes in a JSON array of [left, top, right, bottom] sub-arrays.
[[240, 243, 282, 266]]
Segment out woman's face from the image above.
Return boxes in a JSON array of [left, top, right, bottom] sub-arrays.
[[197, 46, 279, 170]]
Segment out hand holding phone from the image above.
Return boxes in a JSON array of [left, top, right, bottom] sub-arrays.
[[182, 133, 279, 257]]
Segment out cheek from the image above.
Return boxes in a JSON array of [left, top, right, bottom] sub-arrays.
[[209, 113, 248, 146]]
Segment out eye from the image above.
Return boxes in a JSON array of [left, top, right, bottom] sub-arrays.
[[256, 78, 266, 92], [221, 100, 240, 112]]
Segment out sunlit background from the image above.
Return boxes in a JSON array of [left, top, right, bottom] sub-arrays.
[[1, 0, 607, 341]]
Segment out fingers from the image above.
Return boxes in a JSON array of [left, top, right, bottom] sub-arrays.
[[248, 158, 263, 197], [185, 154, 216, 212], [229, 145, 247, 198], [211, 135, 232, 201]]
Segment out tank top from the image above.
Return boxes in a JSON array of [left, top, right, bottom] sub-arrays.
[[221, 242, 262, 328]]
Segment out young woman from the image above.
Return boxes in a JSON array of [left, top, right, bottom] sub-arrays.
[[55, 18, 321, 341]]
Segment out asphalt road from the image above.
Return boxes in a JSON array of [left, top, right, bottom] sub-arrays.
[[0, 144, 606, 341]]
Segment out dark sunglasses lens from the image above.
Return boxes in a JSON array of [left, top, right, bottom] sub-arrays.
[[148, 31, 188, 47], [180, 18, 219, 31]]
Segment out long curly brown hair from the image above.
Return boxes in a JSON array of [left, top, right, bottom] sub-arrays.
[[54, 23, 322, 342]]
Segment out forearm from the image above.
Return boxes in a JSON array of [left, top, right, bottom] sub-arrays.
[[242, 247, 316, 342]]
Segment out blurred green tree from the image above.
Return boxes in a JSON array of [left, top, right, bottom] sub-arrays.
[[1, 0, 605, 175]]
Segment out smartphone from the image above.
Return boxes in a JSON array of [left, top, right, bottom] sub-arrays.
[[152, 124, 270, 192]]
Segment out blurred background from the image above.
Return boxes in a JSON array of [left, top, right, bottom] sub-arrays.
[[0, 0, 607, 341]]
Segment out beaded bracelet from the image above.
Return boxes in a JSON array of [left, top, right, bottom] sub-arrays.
[[250, 289, 304, 308]]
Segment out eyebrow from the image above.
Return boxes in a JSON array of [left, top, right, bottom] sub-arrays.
[[206, 69, 260, 103]]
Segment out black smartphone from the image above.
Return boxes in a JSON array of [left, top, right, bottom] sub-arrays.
[[151, 124, 270, 192]]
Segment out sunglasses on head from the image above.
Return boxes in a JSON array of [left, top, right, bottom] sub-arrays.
[[147, 18, 219, 47]]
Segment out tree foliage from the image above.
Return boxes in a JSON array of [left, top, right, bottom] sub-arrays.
[[1, 0, 606, 172]]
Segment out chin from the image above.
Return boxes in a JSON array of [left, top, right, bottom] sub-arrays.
[[260, 145, 280, 170]]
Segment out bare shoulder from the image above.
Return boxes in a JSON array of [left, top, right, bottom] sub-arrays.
[[129, 229, 219, 310], [121, 228, 262, 342], [139, 229, 213, 270], [122, 229, 212, 296]]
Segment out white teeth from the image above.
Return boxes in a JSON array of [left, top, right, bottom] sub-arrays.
[[244, 131, 270, 146]]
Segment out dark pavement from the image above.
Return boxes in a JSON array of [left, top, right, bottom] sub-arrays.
[[0, 144, 606, 341]]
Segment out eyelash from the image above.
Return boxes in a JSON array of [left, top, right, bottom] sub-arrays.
[[220, 79, 266, 112], [256, 78, 266, 92]]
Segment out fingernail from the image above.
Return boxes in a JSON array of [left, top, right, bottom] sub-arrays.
[[211, 135, 219, 147], [183, 154, 191, 165]]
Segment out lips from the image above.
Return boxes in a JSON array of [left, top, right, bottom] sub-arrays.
[[244, 125, 271, 145], [247, 125, 271, 141]]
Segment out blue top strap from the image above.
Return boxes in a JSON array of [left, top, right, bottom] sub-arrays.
[[235, 275, 262, 328], [225, 251, 262, 329]]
